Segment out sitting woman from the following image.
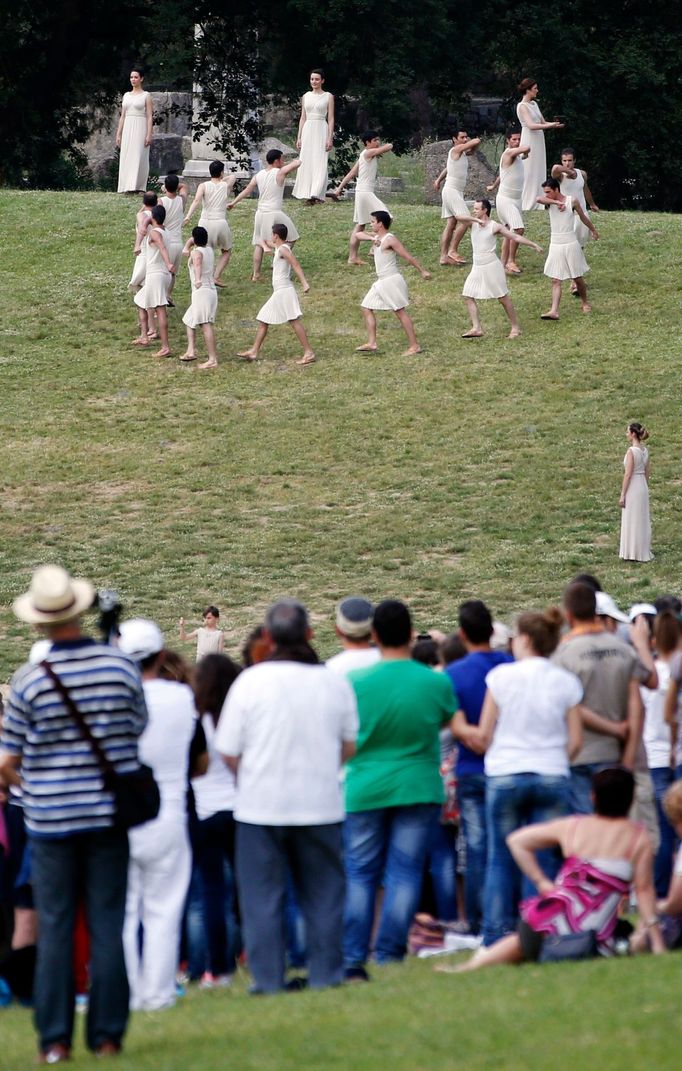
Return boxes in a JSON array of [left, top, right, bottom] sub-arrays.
[[440, 768, 665, 971]]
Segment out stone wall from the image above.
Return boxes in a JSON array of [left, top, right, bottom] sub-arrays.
[[422, 140, 496, 206], [82, 91, 192, 182]]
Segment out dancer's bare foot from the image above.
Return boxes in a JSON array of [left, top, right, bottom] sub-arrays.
[[348, 258, 365, 266], [154, 347, 172, 358], [447, 253, 466, 265], [461, 330, 483, 339], [214, 279, 226, 289], [237, 350, 258, 361], [439, 258, 455, 266], [147, 331, 158, 340], [198, 359, 218, 369], [250, 274, 261, 283], [506, 262, 522, 274], [507, 328, 521, 339], [178, 353, 197, 362], [540, 312, 559, 321], [355, 343, 377, 352], [131, 337, 149, 346], [402, 345, 422, 356], [296, 352, 316, 365], [570, 283, 578, 294], [581, 303, 592, 313]]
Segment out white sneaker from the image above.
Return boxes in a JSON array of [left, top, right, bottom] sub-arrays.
[[199, 972, 233, 989]]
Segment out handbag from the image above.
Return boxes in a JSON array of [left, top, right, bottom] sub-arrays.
[[41, 660, 160, 830], [539, 929, 598, 963]]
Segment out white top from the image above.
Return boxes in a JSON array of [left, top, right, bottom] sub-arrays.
[[256, 168, 285, 212], [471, 219, 501, 265], [641, 659, 674, 769], [201, 180, 229, 220], [499, 154, 524, 197], [192, 714, 236, 819], [549, 196, 577, 242], [484, 657, 583, 777], [146, 229, 172, 274], [356, 150, 378, 192], [215, 660, 359, 825], [188, 247, 216, 294], [445, 149, 468, 192], [139, 679, 198, 819], [374, 233, 401, 279], [326, 648, 381, 675], [272, 244, 293, 290], [625, 445, 649, 475], [303, 90, 330, 121], [160, 195, 184, 241], [122, 90, 149, 120], [560, 170, 586, 209]]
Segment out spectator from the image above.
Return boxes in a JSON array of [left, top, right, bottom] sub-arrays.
[[326, 597, 380, 675]]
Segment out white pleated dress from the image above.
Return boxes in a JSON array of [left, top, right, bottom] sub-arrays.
[[496, 154, 524, 230], [128, 209, 152, 292], [118, 91, 150, 193], [183, 246, 217, 328], [560, 171, 590, 247], [292, 92, 330, 201], [462, 221, 508, 299], [198, 181, 233, 250], [134, 229, 172, 309], [543, 197, 589, 280], [353, 150, 389, 225], [620, 447, 652, 561], [257, 245, 302, 324], [252, 169, 300, 245], [516, 100, 546, 211], [441, 150, 468, 219], [361, 235, 409, 311], [161, 196, 185, 270]]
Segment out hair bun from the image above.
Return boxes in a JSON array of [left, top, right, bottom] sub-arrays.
[[543, 606, 565, 629]]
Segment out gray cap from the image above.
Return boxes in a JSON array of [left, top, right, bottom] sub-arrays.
[[336, 597, 374, 639]]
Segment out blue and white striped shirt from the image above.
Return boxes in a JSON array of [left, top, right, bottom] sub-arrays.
[[0, 638, 148, 837]]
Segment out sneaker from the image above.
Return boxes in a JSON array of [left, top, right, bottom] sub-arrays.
[[95, 1041, 121, 1058], [39, 1044, 71, 1064], [344, 966, 370, 983], [199, 972, 233, 990]]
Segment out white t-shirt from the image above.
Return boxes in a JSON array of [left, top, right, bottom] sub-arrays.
[[326, 647, 381, 675], [484, 657, 583, 777], [215, 660, 359, 825], [139, 679, 198, 819], [641, 660, 674, 770], [191, 714, 237, 820]]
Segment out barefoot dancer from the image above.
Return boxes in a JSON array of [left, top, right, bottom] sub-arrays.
[[160, 174, 189, 303], [179, 227, 219, 369], [551, 148, 600, 293], [228, 149, 301, 282], [128, 191, 157, 294], [457, 199, 542, 339], [537, 178, 599, 320], [433, 131, 481, 266], [184, 161, 235, 287], [487, 129, 529, 274], [334, 131, 393, 265], [356, 210, 431, 356], [237, 224, 315, 365], [132, 204, 176, 357]]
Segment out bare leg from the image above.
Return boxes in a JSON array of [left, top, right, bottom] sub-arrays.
[[132, 308, 149, 345], [506, 229, 524, 273], [395, 308, 421, 354], [349, 225, 366, 265], [238, 322, 268, 359], [574, 276, 591, 312], [154, 306, 171, 356], [290, 318, 316, 363], [499, 294, 521, 338], [179, 326, 197, 360], [198, 323, 219, 368], [501, 235, 511, 267], [252, 245, 264, 282], [447, 222, 468, 263], [214, 247, 231, 285], [357, 308, 378, 351], [435, 934, 524, 974], [12, 907, 37, 950], [541, 279, 562, 320], [462, 297, 483, 337], [439, 219, 456, 264]]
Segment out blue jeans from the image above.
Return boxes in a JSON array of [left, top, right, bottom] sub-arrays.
[[343, 803, 440, 967], [425, 818, 458, 921], [30, 829, 130, 1054], [650, 767, 677, 898], [483, 773, 570, 946], [457, 774, 486, 934], [194, 810, 240, 976]]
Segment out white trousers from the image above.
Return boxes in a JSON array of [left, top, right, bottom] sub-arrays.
[[123, 815, 191, 1011]]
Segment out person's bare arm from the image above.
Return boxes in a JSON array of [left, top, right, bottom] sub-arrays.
[[0, 751, 21, 787], [573, 200, 599, 239], [228, 175, 258, 209], [620, 448, 635, 508], [450, 709, 483, 751], [551, 164, 576, 180], [486, 175, 500, 193], [279, 158, 302, 181], [579, 704, 630, 741], [326, 94, 335, 151], [281, 246, 310, 292], [566, 704, 583, 762], [145, 94, 154, 147], [334, 160, 360, 195], [492, 221, 542, 251], [433, 166, 448, 191], [518, 104, 563, 131], [466, 689, 499, 754], [134, 213, 151, 254], [664, 676, 679, 730], [536, 194, 565, 209], [295, 98, 306, 149], [192, 248, 204, 287], [622, 678, 645, 770], [632, 839, 666, 953], [341, 740, 356, 763], [365, 142, 393, 160], [184, 183, 205, 225], [630, 617, 657, 689], [582, 173, 599, 211], [508, 818, 570, 892], [659, 872, 682, 916], [150, 228, 175, 273], [217, 633, 225, 654], [190, 750, 209, 778], [179, 617, 198, 642], [224, 755, 240, 775], [115, 98, 125, 147], [386, 235, 431, 279], [182, 236, 194, 257], [453, 137, 481, 157]]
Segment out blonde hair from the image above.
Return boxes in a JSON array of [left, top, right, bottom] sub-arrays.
[[663, 781, 682, 826]]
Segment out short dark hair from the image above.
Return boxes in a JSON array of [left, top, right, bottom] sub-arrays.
[[209, 160, 225, 178], [475, 198, 492, 216], [266, 148, 283, 165], [412, 638, 439, 666], [193, 653, 241, 725], [203, 605, 220, 619], [560, 147, 576, 159], [192, 226, 208, 247], [563, 581, 596, 622], [592, 767, 635, 818], [373, 599, 411, 648], [362, 130, 379, 144], [655, 594, 682, 614], [164, 174, 180, 193], [266, 599, 309, 646], [271, 223, 288, 241], [310, 67, 325, 79], [151, 204, 166, 224], [142, 191, 158, 207], [542, 177, 561, 191], [440, 632, 467, 665], [572, 573, 602, 592], [458, 600, 493, 645], [371, 210, 391, 229], [506, 127, 522, 140]]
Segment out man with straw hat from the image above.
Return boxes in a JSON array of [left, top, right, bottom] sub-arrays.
[[0, 565, 148, 1064]]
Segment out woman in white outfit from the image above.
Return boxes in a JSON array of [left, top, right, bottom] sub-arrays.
[[619, 422, 653, 562], [516, 79, 564, 211], [229, 149, 301, 281], [433, 131, 481, 265], [118, 620, 207, 1012], [537, 177, 599, 318], [334, 131, 393, 265], [184, 161, 235, 286], [292, 69, 334, 204], [116, 69, 153, 194]]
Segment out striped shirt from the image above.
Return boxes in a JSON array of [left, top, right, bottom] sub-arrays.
[[0, 638, 148, 837]]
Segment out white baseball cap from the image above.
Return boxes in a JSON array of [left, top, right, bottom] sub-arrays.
[[628, 603, 657, 622], [118, 618, 164, 661], [595, 592, 629, 624]]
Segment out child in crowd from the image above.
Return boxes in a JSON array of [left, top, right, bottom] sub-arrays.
[[180, 227, 219, 369], [179, 606, 225, 661]]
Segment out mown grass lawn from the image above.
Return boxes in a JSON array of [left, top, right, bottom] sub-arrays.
[[0, 192, 680, 677]]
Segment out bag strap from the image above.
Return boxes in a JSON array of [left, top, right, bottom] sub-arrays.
[[41, 660, 116, 787]]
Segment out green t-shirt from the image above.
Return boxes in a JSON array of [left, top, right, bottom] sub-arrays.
[[345, 660, 457, 812]]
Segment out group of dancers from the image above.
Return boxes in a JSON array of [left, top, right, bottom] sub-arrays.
[[121, 69, 601, 364]]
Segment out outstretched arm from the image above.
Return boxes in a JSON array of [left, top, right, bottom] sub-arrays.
[[551, 163, 576, 180], [228, 175, 258, 209], [386, 234, 431, 278], [181, 236, 195, 257], [365, 142, 393, 160], [453, 137, 481, 157], [279, 158, 302, 181], [335, 160, 360, 195], [493, 221, 542, 251], [518, 103, 563, 131]]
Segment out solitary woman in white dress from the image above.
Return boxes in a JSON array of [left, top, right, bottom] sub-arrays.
[[516, 79, 563, 211], [457, 199, 542, 339], [292, 69, 334, 204], [116, 69, 154, 194], [620, 423, 653, 562]]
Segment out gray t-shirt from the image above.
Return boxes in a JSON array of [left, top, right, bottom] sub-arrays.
[[552, 631, 649, 765]]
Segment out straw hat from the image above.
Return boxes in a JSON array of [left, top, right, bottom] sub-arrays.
[[13, 565, 94, 625]]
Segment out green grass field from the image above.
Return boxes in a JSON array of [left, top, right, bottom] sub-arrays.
[[0, 191, 680, 681]]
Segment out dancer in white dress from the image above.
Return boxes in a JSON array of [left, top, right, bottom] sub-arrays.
[[620, 423, 653, 562], [538, 178, 599, 319], [334, 131, 393, 265], [357, 210, 431, 356], [116, 69, 153, 194], [228, 149, 301, 281], [457, 199, 542, 339], [237, 224, 315, 365], [184, 161, 235, 287], [129, 191, 157, 294], [516, 79, 564, 211], [433, 131, 481, 265], [292, 69, 334, 204], [132, 205, 176, 357], [179, 228, 219, 369], [160, 175, 189, 303], [487, 129, 529, 273], [551, 149, 599, 248]]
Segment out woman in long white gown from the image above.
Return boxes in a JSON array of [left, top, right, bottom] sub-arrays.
[[620, 423, 653, 562], [116, 69, 154, 194], [516, 79, 563, 211], [292, 69, 334, 204]]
